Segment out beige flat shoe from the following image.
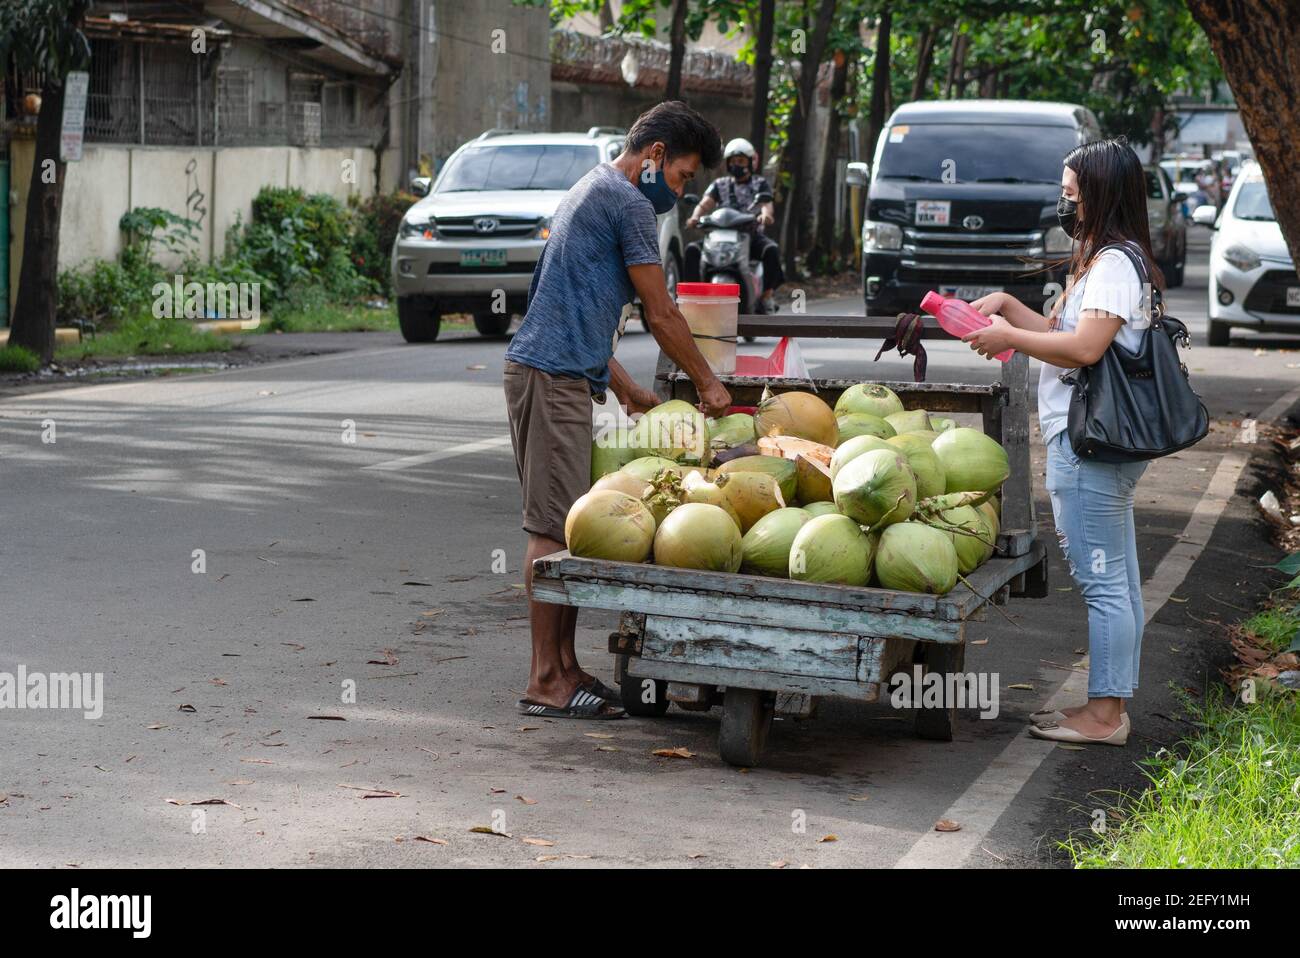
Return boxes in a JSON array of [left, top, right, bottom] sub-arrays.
[[1029, 718, 1128, 746], [1032, 709, 1130, 728]]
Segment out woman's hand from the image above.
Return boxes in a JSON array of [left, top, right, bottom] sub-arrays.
[[962, 314, 1017, 359], [970, 291, 1013, 317]]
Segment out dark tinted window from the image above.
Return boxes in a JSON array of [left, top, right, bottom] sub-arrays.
[[437, 145, 601, 192], [1144, 170, 1166, 200], [1233, 181, 1274, 221], [876, 123, 1079, 183]]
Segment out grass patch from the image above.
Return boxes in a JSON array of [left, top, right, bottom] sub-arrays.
[[0, 344, 42, 373], [1242, 604, 1300, 652], [1064, 690, 1300, 868], [55, 314, 232, 361], [259, 301, 398, 334]]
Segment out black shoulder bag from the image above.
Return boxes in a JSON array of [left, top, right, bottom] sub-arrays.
[[1060, 242, 1209, 463]]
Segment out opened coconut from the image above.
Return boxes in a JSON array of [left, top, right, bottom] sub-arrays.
[[753, 389, 839, 447]]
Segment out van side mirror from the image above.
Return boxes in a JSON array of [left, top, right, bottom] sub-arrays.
[[410, 176, 431, 197], [1191, 204, 1218, 228], [845, 161, 870, 187]]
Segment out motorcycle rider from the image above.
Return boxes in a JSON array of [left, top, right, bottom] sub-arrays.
[[684, 137, 784, 313]]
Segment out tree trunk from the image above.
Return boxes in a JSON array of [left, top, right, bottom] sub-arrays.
[[865, 10, 893, 176], [811, 52, 850, 271], [944, 31, 967, 99], [777, 0, 838, 282], [598, 0, 614, 32], [911, 25, 936, 101], [665, 0, 689, 102], [749, 0, 776, 161], [1184, 0, 1300, 273], [9, 76, 68, 363]]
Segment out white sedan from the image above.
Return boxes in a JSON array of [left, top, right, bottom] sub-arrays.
[[1193, 162, 1299, 346]]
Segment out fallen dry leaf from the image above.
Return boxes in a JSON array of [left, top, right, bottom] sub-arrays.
[[145, 723, 167, 730], [595, 745, 619, 752], [469, 826, 512, 838], [769, 859, 788, 869], [307, 715, 346, 721], [210, 678, 227, 686], [367, 649, 398, 666], [652, 747, 695, 759], [584, 732, 615, 739], [240, 758, 275, 765], [515, 795, 538, 805], [414, 836, 448, 846], [521, 837, 554, 847], [516, 726, 540, 732], [177, 704, 196, 713], [849, 795, 869, 802], [1007, 683, 1034, 691], [535, 854, 562, 863], [338, 784, 401, 798], [934, 819, 962, 832], [817, 834, 838, 843], [688, 852, 706, 859], [227, 780, 254, 786]]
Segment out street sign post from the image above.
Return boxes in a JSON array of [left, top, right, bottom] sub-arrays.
[[60, 71, 90, 163]]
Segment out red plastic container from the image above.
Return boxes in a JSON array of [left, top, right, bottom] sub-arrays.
[[920, 290, 1014, 362]]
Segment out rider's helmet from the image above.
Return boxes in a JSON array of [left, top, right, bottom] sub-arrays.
[[723, 138, 756, 175]]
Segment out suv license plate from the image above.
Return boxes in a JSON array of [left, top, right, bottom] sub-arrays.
[[1287, 287, 1300, 307], [460, 249, 507, 268], [941, 285, 1003, 302]]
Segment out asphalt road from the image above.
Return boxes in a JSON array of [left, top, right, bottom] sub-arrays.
[[1, 234, 1297, 867]]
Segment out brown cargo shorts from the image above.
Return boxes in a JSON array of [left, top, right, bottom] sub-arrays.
[[503, 360, 593, 544]]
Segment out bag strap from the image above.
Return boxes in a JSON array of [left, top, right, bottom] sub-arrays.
[[1096, 241, 1163, 324]]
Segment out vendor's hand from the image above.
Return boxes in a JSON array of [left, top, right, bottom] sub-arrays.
[[962, 314, 1015, 359], [624, 387, 659, 415], [970, 291, 1010, 317], [757, 211, 774, 227], [686, 215, 700, 229], [697, 378, 732, 418]]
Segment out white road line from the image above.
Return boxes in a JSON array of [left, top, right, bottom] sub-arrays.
[[363, 433, 514, 472], [1257, 382, 1300, 426]]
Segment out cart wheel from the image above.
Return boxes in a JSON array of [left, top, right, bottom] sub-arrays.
[[620, 671, 670, 717], [914, 643, 966, 742], [719, 688, 773, 767]]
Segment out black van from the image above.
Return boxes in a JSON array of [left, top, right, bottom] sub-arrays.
[[856, 100, 1102, 317]]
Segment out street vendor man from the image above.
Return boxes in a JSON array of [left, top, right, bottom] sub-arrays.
[[504, 100, 732, 719]]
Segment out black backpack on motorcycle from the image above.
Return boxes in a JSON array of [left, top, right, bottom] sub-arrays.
[[1059, 242, 1209, 463]]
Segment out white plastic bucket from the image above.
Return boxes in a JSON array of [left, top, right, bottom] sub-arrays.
[[676, 282, 739, 375]]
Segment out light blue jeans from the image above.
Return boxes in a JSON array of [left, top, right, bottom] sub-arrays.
[[1044, 430, 1149, 698]]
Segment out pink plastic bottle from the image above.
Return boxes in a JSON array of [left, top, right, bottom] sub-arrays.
[[920, 290, 1014, 362]]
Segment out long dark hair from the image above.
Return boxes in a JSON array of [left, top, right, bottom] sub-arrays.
[[1051, 137, 1163, 324]]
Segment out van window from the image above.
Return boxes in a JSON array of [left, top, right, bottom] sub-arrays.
[[437, 145, 601, 192], [876, 123, 1079, 184]]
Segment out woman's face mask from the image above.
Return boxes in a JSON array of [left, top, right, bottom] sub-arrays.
[[1057, 194, 1080, 238]]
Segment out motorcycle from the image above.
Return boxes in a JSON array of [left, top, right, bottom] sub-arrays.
[[693, 190, 776, 317]]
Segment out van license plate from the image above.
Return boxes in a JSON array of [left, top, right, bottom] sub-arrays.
[[460, 249, 507, 268], [915, 201, 951, 226], [942, 285, 1003, 301], [1287, 287, 1300, 307]]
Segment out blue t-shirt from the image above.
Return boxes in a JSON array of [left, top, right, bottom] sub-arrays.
[[505, 162, 662, 394]]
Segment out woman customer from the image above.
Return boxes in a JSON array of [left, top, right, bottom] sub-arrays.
[[962, 138, 1162, 746]]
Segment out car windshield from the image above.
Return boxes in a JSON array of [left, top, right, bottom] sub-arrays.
[[1233, 181, 1275, 221], [876, 123, 1079, 183], [436, 144, 601, 192]]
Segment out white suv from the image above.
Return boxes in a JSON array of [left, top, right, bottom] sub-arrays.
[[1193, 161, 1299, 346], [391, 128, 685, 343]]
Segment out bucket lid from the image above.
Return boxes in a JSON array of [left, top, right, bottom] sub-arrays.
[[677, 282, 740, 297]]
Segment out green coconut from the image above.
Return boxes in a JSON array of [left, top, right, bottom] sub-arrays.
[[753, 389, 839, 447], [931, 417, 957, 434], [622, 456, 684, 482], [884, 409, 933, 435], [932, 504, 995, 574], [907, 429, 943, 445], [715, 455, 798, 503], [707, 413, 757, 453], [836, 412, 896, 445], [875, 522, 959, 594], [886, 434, 947, 500], [564, 491, 656, 563], [630, 399, 708, 463], [832, 448, 917, 528], [789, 514, 874, 587], [740, 507, 812, 578], [652, 502, 743, 573], [802, 501, 840, 518], [834, 383, 905, 420], [591, 427, 637, 483], [932, 427, 1010, 494], [829, 434, 895, 481]]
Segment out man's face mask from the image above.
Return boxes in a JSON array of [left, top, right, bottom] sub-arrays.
[[728, 159, 750, 179], [638, 149, 678, 215]]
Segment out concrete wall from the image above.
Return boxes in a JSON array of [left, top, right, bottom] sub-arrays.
[[7, 141, 396, 315]]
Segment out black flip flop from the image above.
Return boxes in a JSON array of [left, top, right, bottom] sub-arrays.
[[582, 677, 622, 704], [518, 687, 625, 720]]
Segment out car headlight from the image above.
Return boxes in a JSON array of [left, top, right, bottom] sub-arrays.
[[1043, 226, 1073, 254], [1222, 243, 1261, 272], [535, 217, 551, 241], [863, 220, 902, 252], [399, 216, 435, 239]]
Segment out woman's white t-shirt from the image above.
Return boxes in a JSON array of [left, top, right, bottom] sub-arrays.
[[1037, 244, 1150, 446]]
